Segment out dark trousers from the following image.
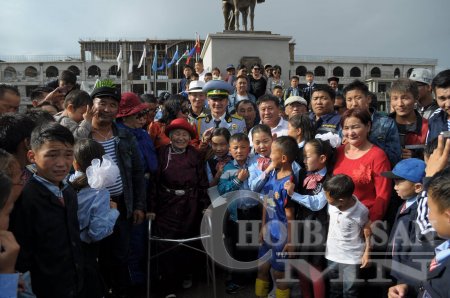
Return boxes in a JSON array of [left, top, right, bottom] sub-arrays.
[[99, 215, 133, 294]]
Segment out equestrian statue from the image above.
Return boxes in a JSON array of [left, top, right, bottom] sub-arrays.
[[222, 0, 265, 32]]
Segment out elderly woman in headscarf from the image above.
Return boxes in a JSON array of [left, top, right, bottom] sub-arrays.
[[150, 118, 209, 296]]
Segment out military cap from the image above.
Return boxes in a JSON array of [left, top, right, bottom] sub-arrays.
[[202, 80, 234, 99]]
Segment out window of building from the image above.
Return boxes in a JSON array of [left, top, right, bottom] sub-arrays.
[[371, 67, 381, 78], [4, 66, 17, 79], [87, 65, 101, 78], [350, 67, 361, 77], [314, 66, 326, 77], [45, 66, 59, 78], [132, 65, 143, 80], [108, 65, 121, 77], [406, 68, 414, 78], [333, 66, 344, 77], [68, 65, 80, 76], [394, 68, 400, 78], [295, 66, 307, 76], [25, 66, 38, 78]]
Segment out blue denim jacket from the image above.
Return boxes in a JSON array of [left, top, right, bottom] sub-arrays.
[[369, 109, 401, 165]]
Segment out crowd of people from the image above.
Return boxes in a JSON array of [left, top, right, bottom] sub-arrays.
[[0, 63, 450, 298]]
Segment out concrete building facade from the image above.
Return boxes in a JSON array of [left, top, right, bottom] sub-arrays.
[[0, 37, 437, 112]]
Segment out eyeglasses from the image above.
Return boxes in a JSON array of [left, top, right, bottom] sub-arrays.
[[253, 68, 260, 71]]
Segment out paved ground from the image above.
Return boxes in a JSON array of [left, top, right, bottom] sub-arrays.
[[133, 266, 257, 298]]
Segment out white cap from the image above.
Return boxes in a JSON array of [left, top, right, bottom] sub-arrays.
[[409, 68, 433, 85], [188, 80, 206, 93], [284, 96, 308, 107]]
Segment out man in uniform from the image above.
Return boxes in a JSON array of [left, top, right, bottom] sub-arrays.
[[197, 80, 246, 138]]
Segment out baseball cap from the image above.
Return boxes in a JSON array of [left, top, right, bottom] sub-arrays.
[[381, 158, 426, 183], [409, 68, 433, 85]]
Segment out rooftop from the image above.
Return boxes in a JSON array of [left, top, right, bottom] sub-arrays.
[[0, 55, 81, 63]]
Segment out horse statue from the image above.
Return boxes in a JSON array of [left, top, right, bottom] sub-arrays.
[[222, 0, 264, 32]]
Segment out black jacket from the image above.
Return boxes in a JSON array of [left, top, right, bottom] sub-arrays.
[[417, 256, 450, 297], [10, 177, 84, 298]]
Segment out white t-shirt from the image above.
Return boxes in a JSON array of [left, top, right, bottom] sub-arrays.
[[325, 196, 369, 264]]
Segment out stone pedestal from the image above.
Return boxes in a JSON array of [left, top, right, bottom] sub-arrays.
[[201, 31, 292, 82]]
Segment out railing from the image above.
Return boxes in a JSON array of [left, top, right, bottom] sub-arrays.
[[0, 55, 81, 63], [295, 55, 438, 65]]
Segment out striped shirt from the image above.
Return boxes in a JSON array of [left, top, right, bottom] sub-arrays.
[[99, 137, 123, 197]]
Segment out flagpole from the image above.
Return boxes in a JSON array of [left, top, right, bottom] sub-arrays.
[[153, 45, 157, 96], [176, 45, 179, 93], [164, 45, 168, 92], [119, 44, 123, 93], [143, 54, 146, 94], [195, 32, 198, 62], [129, 45, 133, 92]]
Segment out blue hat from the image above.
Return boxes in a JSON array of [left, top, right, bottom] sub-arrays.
[[203, 80, 234, 99], [381, 158, 426, 183]]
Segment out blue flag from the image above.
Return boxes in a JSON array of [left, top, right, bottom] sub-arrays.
[[167, 50, 179, 68], [151, 47, 158, 72], [157, 55, 167, 71]]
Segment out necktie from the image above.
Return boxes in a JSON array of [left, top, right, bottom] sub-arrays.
[[58, 196, 65, 207], [400, 202, 407, 214], [303, 173, 324, 190], [214, 120, 221, 128], [429, 257, 438, 272], [257, 156, 271, 171]]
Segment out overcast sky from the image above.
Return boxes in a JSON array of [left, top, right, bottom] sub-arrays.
[[1, 0, 449, 70]]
